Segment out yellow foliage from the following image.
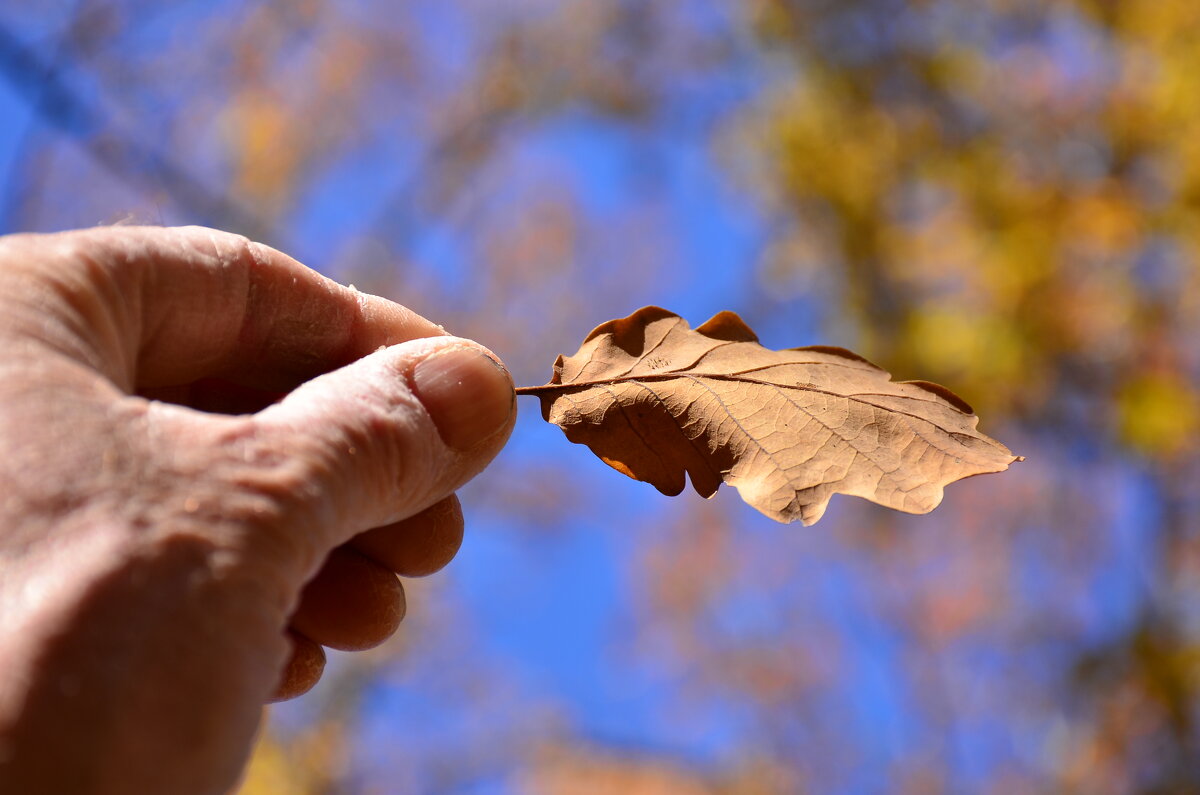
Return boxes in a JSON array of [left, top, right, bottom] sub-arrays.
[[772, 79, 901, 217], [235, 730, 312, 795], [737, 0, 1200, 465], [906, 309, 1025, 389], [1117, 373, 1200, 458], [234, 720, 346, 795], [221, 89, 300, 208]]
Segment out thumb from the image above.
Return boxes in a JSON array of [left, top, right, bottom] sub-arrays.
[[255, 335, 515, 543]]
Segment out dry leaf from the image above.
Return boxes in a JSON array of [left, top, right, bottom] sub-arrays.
[[516, 306, 1021, 525]]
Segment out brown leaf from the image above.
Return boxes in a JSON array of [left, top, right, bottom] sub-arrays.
[[516, 306, 1021, 525]]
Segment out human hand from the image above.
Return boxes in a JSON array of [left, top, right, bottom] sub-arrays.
[[0, 226, 515, 794]]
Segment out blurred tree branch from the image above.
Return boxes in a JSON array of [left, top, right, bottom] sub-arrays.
[[0, 20, 269, 237]]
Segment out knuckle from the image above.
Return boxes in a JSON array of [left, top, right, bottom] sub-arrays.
[[335, 382, 447, 514], [270, 374, 450, 521]]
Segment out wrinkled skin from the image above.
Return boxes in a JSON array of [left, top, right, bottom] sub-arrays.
[[0, 226, 515, 794]]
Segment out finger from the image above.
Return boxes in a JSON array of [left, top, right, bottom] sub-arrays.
[[36, 225, 447, 391], [255, 335, 515, 539], [351, 494, 464, 578], [268, 631, 326, 702], [289, 547, 405, 652]]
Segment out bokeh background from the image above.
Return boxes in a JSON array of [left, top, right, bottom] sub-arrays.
[[4, 1, 1200, 792]]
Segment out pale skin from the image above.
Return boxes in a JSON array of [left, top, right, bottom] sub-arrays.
[[0, 226, 516, 794]]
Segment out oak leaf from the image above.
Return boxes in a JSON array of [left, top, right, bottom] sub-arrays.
[[516, 306, 1021, 525]]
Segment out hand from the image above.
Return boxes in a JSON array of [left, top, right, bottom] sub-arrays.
[[0, 226, 515, 794]]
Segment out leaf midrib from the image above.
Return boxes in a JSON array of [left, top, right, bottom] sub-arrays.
[[518, 371, 969, 437]]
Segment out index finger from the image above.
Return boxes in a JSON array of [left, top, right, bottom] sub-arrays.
[[36, 225, 444, 390]]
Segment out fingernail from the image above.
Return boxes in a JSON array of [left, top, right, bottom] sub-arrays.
[[412, 348, 515, 451]]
